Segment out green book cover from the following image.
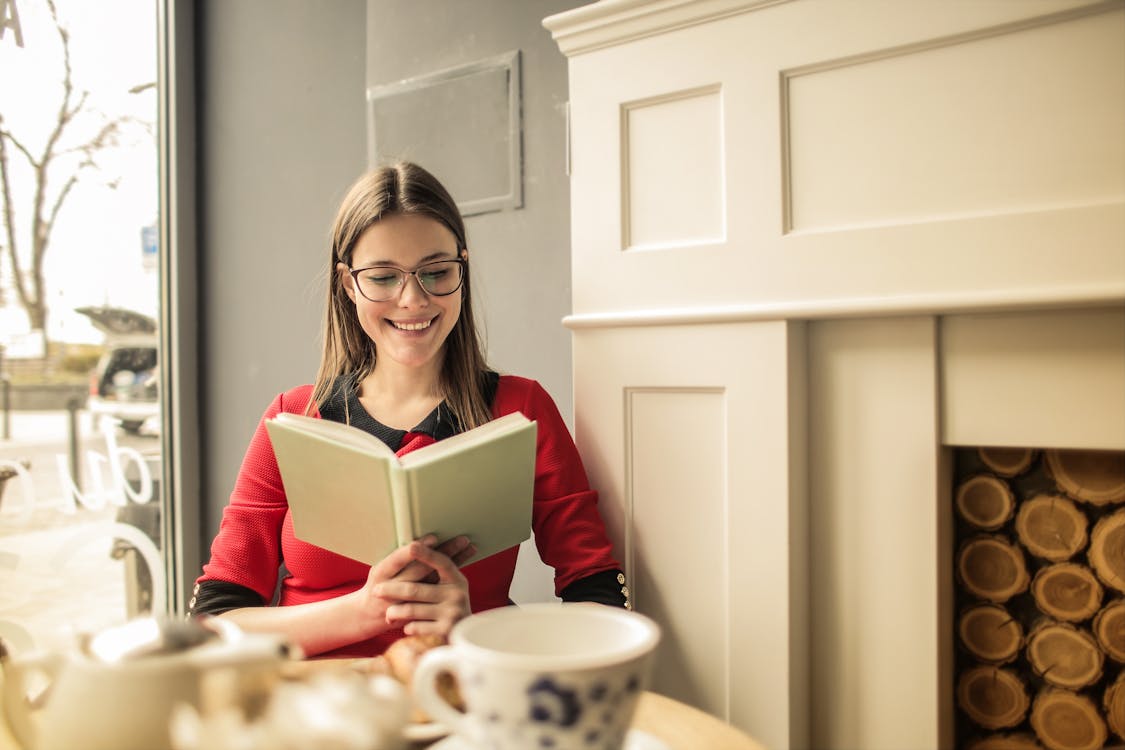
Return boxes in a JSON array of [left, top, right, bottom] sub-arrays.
[[265, 411, 536, 567]]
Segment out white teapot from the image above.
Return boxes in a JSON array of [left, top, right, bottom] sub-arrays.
[[0, 617, 292, 750]]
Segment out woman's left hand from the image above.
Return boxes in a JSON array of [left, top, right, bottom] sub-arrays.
[[377, 536, 474, 637]]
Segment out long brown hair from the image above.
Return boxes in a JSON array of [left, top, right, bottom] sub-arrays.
[[309, 162, 492, 430]]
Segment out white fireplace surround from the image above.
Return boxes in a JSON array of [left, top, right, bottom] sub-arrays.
[[545, 1, 1125, 749]]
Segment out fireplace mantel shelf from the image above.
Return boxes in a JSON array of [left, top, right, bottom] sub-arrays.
[[563, 282, 1125, 329]]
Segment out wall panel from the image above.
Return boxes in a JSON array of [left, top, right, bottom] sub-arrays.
[[941, 307, 1125, 450], [807, 317, 945, 750], [572, 320, 808, 750], [623, 86, 726, 250], [626, 388, 728, 712], [784, 7, 1125, 232]]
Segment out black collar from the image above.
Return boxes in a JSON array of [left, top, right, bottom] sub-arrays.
[[318, 372, 498, 451]]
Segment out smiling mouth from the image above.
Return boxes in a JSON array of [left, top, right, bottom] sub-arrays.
[[389, 318, 434, 332]]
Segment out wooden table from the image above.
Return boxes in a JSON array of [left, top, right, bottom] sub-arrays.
[[406, 691, 766, 749], [283, 660, 767, 749], [0, 664, 767, 750], [632, 692, 766, 750]]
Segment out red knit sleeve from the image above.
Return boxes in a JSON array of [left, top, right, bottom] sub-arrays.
[[494, 377, 621, 595], [196, 386, 314, 602]]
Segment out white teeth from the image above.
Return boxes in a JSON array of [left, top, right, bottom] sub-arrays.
[[391, 319, 433, 331]]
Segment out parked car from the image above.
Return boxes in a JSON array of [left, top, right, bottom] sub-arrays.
[[76, 305, 159, 435]]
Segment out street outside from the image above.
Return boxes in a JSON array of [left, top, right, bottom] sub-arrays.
[[0, 410, 161, 656]]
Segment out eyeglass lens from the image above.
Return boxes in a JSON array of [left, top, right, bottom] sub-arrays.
[[354, 260, 463, 301]]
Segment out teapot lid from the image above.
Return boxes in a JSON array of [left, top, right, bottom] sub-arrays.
[[84, 617, 220, 663]]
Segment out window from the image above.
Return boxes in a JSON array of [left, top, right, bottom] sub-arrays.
[[0, 0, 172, 655]]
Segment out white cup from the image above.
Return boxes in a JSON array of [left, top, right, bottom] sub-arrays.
[[413, 603, 660, 750]]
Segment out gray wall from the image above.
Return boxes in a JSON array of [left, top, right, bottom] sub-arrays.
[[366, 0, 583, 602], [196, 0, 367, 555], [366, 0, 580, 424], [195, 1, 581, 603]]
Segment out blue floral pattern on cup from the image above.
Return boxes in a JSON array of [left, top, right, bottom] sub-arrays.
[[529, 677, 583, 727], [507, 668, 646, 747]]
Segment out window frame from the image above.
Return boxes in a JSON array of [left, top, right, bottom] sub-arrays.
[[156, 0, 201, 615]]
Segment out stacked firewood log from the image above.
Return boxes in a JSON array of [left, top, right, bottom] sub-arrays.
[[955, 447, 1125, 750]]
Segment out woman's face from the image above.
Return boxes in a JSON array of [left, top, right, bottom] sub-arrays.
[[338, 213, 463, 375]]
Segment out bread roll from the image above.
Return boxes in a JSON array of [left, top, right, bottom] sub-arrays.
[[384, 634, 463, 723], [385, 633, 445, 684]]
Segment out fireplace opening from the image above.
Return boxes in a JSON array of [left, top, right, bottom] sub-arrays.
[[952, 447, 1125, 750]]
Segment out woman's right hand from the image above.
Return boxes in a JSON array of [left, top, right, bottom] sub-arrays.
[[355, 534, 475, 635], [215, 534, 476, 655]]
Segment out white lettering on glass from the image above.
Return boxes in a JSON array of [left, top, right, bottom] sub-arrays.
[[0, 0, 23, 47], [1, 420, 154, 521], [0, 419, 168, 648]]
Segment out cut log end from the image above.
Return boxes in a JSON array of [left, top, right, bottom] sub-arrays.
[[1106, 672, 1125, 742], [979, 447, 1039, 478], [1030, 688, 1108, 750], [966, 732, 1045, 750], [959, 535, 1031, 603], [960, 603, 1024, 664], [1088, 509, 1125, 594], [958, 474, 1018, 531], [1026, 622, 1104, 690], [1015, 494, 1089, 563], [1045, 449, 1125, 505], [958, 666, 1030, 730], [1092, 599, 1125, 663], [1030, 563, 1104, 623]]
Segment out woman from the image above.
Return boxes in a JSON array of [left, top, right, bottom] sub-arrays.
[[190, 162, 626, 657]]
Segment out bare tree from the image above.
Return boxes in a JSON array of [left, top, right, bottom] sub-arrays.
[[0, 0, 139, 341]]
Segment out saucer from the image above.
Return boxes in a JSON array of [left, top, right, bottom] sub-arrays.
[[623, 730, 671, 750], [402, 720, 449, 742], [429, 728, 669, 749]]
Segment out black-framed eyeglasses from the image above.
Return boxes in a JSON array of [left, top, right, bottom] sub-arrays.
[[348, 258, 466, 302]]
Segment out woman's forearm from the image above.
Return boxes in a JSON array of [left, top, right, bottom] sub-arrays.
[[210, 537, 473, 656], [217, 589, 388, 657]]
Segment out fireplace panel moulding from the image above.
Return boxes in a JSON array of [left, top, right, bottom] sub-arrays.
[[780, 2, 1125, 235], [940, 308, 1125, 452], [620, 84, 727, 252], [624, 387, 730, 719]]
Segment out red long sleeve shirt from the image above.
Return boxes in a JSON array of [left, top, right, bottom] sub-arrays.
[[196, 375, 620, 656]]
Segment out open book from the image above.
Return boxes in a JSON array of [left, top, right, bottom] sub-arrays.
[[265, 411, 536, 566]]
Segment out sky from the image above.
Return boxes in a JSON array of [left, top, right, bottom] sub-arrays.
[[0, 0, 158, 349]]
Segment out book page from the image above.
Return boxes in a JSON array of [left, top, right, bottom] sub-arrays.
[[403, 419, 536, 564], [398, 411, 531, 468], [272, 412, 396, 459], [266, 420, 400, 566]]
